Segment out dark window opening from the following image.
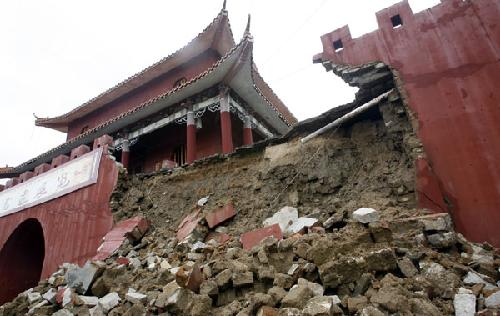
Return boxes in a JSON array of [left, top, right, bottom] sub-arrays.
[[391, 14, 403, 28], [333, 39, 343, 52], [174, 77, 187, 88], [173, 145, 186, 166]]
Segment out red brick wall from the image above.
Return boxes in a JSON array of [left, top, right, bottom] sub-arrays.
[[317, 0, 500, 246], [68, 50, 221, 139]]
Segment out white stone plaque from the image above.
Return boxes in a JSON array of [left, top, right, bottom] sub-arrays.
[[0, 148, 102, 218]]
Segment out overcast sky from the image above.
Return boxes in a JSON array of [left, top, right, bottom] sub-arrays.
[[0, 0, 440, 177]]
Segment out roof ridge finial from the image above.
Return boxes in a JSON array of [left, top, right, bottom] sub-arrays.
[[244, 14, 251, 36], [223, 0, 227, 11]]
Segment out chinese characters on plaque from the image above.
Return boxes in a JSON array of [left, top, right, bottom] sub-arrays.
[[0, 148, 102, 218]]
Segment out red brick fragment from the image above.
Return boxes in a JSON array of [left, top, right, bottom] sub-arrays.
[[177, 209, 202, 241], [93, 216, 149, 260], [205, 232, 231, 244], [240, 224, 283, 251], [116, 257, 130, 265], [186, 263, 203, 293], [205, 203, 236, 228], [258, 306, 279, 316]]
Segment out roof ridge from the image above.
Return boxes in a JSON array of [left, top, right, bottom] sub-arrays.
[[13, 38, 251, 173], [36, 7, 233, 126]]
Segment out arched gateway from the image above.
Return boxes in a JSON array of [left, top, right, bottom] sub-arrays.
[[0, 218, 45, 304]]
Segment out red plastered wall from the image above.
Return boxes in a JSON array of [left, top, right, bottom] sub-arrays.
[[317, 0, 500, 246], [0, 148, 119, 303]]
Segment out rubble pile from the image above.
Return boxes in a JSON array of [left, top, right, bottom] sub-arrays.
[[1, 64, 498, 315], [1, 204, 498, 315]]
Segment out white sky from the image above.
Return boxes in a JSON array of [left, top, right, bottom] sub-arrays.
[[0, 0, 440, 177]]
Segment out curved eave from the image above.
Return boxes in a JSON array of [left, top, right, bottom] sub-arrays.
[[35, 8, 236, 130], [10, 37, 269, 174]]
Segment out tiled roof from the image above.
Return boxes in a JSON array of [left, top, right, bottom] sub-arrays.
[[8, 32, 290, 175], [36, 8, 236, 132]]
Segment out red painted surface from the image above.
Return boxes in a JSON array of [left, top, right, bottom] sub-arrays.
[[240, 224, 283, 251], [186, 123, 197, 165], [0, 136, 119, 302], [67, 51, 221, 140], [316, 0, 500, 246], [416, 158, 447, 213], [121, 150, 130, 170], [93, 216, 149, 261], [0, 219, 45, 304], [177, 209, 202, 241], [243, 127, 253, 146], [70, 144, 91, 160], [205, 232, 231, 244], [205, 202, 236, 228], [220, 111, 234, 154]]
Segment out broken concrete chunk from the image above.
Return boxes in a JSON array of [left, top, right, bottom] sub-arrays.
[[215, 268, 233, 288], [278, 308, 302, 316], [398, 257, 418, 277], [61, 288, 73, 307], [323, 213, 344, 229], [420, 214, 451, 232], [27, 292, 42, 304], [200, 280, 219, 296], [263, 206, 298, 233], [463, 271, 495, 287], [427, 232, 456, 248], [352, 208, 379, 223], [197, 196, 209, 207], [232, 271, 253, 287], [79, 295, 99, 306], [281, 284, 314, 308], [297, 278, 324, 297], [273, 273, 294, 289], [98, 292, 120, 313], [27, 300, 49, 315], [347, 296, 368, 314], [359, 306, 385, 316], [364, 248, 397, 272], [42, 288, 57, 304], [453, 288, 476, 316], [289, 217, 318, 235], [302, 295, 341, 316], [485, 291, 500, 308], [65, 261, 102, 294], [125, 291, 147, 304], [263, 206, 318, 236], [409, 298, 441, 316]]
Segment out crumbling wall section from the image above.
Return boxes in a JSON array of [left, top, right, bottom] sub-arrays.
[[111, 75, 421, 238], [314, 0, 500, 247]]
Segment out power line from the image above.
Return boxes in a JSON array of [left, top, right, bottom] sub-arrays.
[[261, 0, 328, 66]]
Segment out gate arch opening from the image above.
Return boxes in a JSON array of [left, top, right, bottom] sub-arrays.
[[0, 218, 45, 304]]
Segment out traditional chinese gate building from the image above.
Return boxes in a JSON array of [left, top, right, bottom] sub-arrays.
[[0, 4, 295, 303]]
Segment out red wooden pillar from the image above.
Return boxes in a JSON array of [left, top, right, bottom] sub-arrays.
[[186, 110, 197, 164], [121, 139, 130, 169], [219, 88, 234, 154], [243, 116, 253, 146]]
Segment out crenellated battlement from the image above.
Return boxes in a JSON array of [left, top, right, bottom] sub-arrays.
[[314, 0, 477, 65], [313, 0, 500, 247], [1, 135, 114, 192]]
